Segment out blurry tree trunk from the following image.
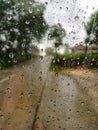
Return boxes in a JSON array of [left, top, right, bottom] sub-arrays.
[[18, 43, 22, 62], [24, 48, 28, 59], [97, 43, 98, 53], [8, 42, 13, 64], [85, 45, 88, 54]]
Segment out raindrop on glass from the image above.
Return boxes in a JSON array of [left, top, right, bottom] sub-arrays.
[[74, 16, 79, 21], [28, 7, 33, 14], [45, 2, 48, 5], [7, 14, 12, 20], [25, 20, 30, 25], [65, 7, 68, 11], [82, 22, 85, 27], [86, 6, 89, 9], [9, 53, 14, 59], [73, 0, 76, 3], [48, 33, 52, 40]]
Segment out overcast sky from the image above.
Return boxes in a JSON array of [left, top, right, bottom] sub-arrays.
[[36, 0, 98, 48]]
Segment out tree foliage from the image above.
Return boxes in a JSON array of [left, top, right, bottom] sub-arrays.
[[0, 0, 48, 68], [85, 10, 98, 51], [48, 23, 66, 48], [45, 47, 54, 55]]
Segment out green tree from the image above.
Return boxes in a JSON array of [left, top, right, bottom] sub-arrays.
[[0, 0, 48, 68], [17, 3, 48, 61], [84, 37, 90, 54], [85, 10, 98, 52], [48, 23, 66, 48], [45, 47, 54, 55]]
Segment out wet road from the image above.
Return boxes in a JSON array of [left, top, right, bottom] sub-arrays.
[[0, 56, 98, 130]]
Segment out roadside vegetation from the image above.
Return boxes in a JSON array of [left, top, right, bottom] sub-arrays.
[[51, 53, 98, 70], [0, 0, 98, 71], [51, 10, 98, 70], [0, 0, 49, 69], [0, 0, 66, 70]]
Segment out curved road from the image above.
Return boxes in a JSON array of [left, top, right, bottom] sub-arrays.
[[0, 56, 98, 130]]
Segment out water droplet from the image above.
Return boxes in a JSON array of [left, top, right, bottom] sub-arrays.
[[91, 63, 93, 66], [40, 56, 43, 60], [20, 92, 24, 98], [28, 7, 32, 14], [90, 33, 95, 40], [22, 43, 25, 48], [29, 1, 33, 5], [48, 33, 52, 40], [57, 23, 61, 27], [73, 0, 76, 3], [25, 20, 30, 25], [62, 29, 65, 35], [7, 14, 12, 20], [86, 6, 89, 9], [81, 102, 84, 106], [67, 83, 70, 86], [82, 22, 85, 27], [21, 2, 24, 6], [59, 6, 62, 10], [65, 7, 68, 11], [53, 60, 55, 63], [9, 53, 14, 59], [92, 58, 95, 61], [92, 7, 95, 10], [57, 58, 60, 62], [45, 2, 48, 5], [28, 111, 32, 116], [39, 76, 42, 81], [63, 57, 66, 60], [0, 114, 4, 119], [74, 16, 79, 21], [28, 91, 32, 97], [85, 57, 87, 60], [13, 59, 17, 63]]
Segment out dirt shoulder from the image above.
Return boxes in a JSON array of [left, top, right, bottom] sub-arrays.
[[59, 67, 98, 113]]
